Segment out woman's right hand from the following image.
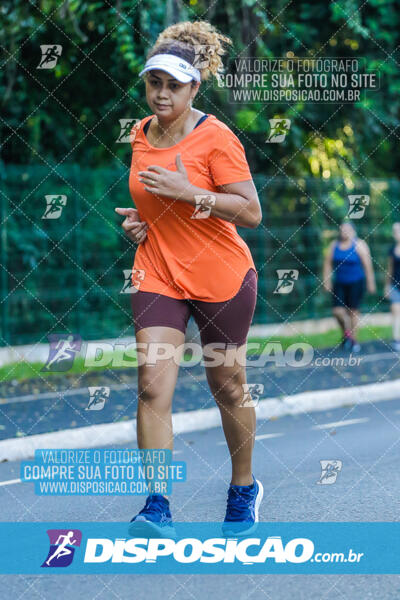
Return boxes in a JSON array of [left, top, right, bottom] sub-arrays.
[[115, 207, 148, 244], [323, 282, 332, 293]]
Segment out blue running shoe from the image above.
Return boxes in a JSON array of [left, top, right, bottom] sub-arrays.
[[128, 494, 177, 539], [222, 475, 263, 537]]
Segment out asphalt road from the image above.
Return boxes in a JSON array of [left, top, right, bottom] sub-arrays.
[[1, 397, 400, 598]]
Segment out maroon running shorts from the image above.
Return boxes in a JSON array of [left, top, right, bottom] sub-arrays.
[[130, 268, 257, 347]]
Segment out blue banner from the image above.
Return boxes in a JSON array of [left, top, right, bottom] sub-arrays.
[[0, 522, 398, 574]]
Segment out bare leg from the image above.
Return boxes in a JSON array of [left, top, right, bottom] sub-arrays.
[[348, 309, 360, 341], [205, 345, 255, 486], [333, 306, 350, 336], [135, 326, 186, 498], [391, 303, 400, 341]]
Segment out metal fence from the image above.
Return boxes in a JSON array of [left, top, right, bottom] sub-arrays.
[[1, 164, 399, 346]]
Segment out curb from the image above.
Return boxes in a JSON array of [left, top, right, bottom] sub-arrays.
[[1, 378, 399, 463]]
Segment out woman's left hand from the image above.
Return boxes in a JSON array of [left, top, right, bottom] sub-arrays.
[[138, 153, 192, 200], [367, 282, 376, 294]]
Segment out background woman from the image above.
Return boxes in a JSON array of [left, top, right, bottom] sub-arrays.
[[384, 222, 400, 351], [115, 20, 263, 538], [323, 221, 376, 352]]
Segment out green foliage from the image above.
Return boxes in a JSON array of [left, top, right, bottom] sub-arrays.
[[1, 1, 400, 345], [0, 0, 399, 175]]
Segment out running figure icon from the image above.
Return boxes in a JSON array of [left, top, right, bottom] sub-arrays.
[[45, 531, 77, 566], [50, 336, 75, 367], [41, 529, 82, 568]]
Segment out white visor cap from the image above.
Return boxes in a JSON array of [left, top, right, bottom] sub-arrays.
[[139, 53, 201, 84]]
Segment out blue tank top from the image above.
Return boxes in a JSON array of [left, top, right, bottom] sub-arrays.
[[332, 240, 365, 283]]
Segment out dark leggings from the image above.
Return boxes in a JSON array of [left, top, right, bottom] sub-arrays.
[[130, 268, 257, 347]]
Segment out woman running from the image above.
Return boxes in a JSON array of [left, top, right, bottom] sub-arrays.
[[323, 221, 376, 352], [384, 222, 400, 351], [115, 21, 263, 538]]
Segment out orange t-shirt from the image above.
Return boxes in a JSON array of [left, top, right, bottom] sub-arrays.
[[128, 113, 257, 302]]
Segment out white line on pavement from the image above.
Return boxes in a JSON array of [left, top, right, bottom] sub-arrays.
[[0, 478, 21, 487], [255, 433, 285, 441], [311, 417, 370, 430]]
